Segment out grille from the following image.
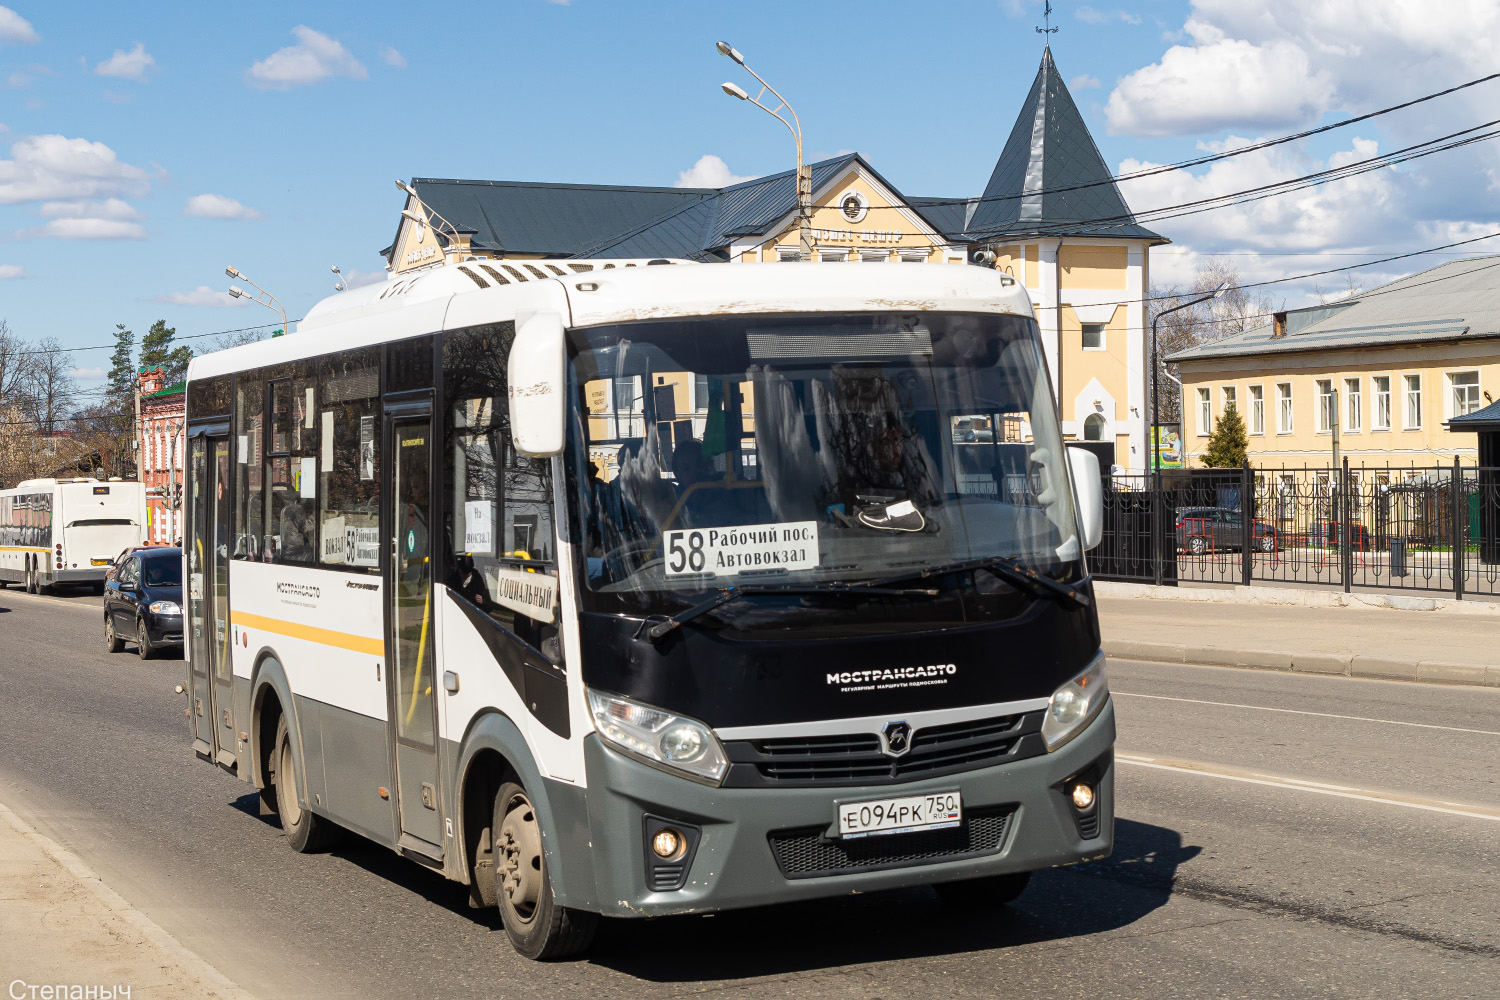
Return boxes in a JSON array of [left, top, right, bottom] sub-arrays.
[[1076, 811, 1100, 839], [726, 712, 1042, 787], [769, 808, 1013, 879], [649, 864, 686, 891]]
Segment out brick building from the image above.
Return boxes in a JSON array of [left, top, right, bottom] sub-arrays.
[[138, 366, 185, 545]]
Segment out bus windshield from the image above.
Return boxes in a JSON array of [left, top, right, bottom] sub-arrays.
[[568, 311, 1080, 620]]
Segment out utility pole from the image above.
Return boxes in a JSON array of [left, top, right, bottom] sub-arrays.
[[717, 41, 812, 258]]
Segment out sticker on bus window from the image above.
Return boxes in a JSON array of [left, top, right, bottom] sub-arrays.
[[488, 565, 558, 623], [663, 521, 820, 577], [321, 516, 346, 564], [347, 526, 380, 567]]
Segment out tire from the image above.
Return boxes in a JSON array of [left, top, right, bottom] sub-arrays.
[[24, 560, 36, 594], [271, 715, 340, 852], [1259, 538, 1275, 553], [105, 614, 124, 653], [136, 617, 155, 660], [1188, 537, 1207, 555], [933, 870, 1032, 908], [492, 781, 597, 960]]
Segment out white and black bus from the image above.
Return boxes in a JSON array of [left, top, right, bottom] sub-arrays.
[[0, 477, 146, 593], [182, 259, 1113, 959]]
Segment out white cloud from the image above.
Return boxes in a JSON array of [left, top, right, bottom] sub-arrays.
[[184, 193, 263, 220], [69, 366, 105, 380], [0, 263, 23, 278], [156, 286, 249, 307], [0, 134, 149, 205], [0, 6, 38, 45], [28, 218, 146, 239], [95, 43, 156, 82], [40, 197, 141, 220], [248, 26, 367, 90], [1076, 6, 1141, 25], [547, 0, 573, 5], [379, 45, 406, 69], [675, 154, 755, 189], [1071, 74, 1101, 90]]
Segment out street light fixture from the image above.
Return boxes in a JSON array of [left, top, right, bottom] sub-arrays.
[[715, 40, 812, 258], [1149, 281, 1228, 584], [224, 265, 288, 336]]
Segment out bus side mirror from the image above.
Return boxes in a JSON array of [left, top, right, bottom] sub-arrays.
[[508, 311, 567, 457], [1066, 447, 1104, 551]]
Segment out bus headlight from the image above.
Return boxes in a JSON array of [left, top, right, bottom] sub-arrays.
[[149, 600, 182, 616], [587, 689, 728, 785], [1041, 653, 1108, 752]]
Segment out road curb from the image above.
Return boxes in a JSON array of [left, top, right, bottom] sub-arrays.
[[1103, 639, 1499, 688], [1095, 580, 1500, 615]]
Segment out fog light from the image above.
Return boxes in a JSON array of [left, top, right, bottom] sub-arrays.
[[1071, 782, 1096, 810], [651, 828, 683, 859]]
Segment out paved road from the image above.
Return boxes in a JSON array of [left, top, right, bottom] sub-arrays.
[[1, 585, 1497, 999]]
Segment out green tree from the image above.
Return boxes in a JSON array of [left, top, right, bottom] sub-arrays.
[[106, 323, 135, 405], [1201, 401, 1249, 468], [138, 319, 193, 385]]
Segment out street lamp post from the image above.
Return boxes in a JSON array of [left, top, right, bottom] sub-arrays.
[[1149, 283, 1226, 585], [716, 41, 812, 259], [225, 266, 288, 336]]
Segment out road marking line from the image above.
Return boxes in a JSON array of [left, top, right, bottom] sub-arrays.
[[1116, 753, 1500, 823], [1113, 691, 1500, 738]]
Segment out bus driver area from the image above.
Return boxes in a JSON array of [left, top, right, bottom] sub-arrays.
[[180, 260, 1114, 960]]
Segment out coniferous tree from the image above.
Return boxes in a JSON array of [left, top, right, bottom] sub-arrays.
[[106, 323, 135, 407], [1201, 401, 1249, 468], [138, 319, 194, 385]]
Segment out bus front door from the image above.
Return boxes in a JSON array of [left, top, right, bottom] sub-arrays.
[[386, 410, 443, 855], [186, 432, 235, 769]]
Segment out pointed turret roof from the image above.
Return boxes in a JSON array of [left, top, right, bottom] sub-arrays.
[[965, 47, 1162, 242]]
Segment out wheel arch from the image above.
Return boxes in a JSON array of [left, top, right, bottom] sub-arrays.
[[248, 648, 300, 793]]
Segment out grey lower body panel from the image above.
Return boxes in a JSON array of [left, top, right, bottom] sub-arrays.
[[580, 700, 1116, 918], [53, 568, 107, 584]]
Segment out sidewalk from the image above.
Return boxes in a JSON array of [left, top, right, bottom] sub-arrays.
[[0, 801, 250, 1000], [1098, 584, 1500, 687]]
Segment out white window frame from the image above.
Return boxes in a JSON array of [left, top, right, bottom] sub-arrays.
[[1448, 370, 1480, 419], [1081, 323, 1105, 351], [775, 247, 803, 262], [1316, 379, 1334, 434], [1249, 384, 1265, 435], [1403, 374, 1422, 430], [819, 249, 851, 263], [1372, 375, 1391, 431], [1221, 385, 1237, 416], [899, 250, 932, 263], [1344, 377, 1361, 433], [1277, 382, 1293, 434], [1196, 387, 1212, 437], [859, 250, 889, 263]]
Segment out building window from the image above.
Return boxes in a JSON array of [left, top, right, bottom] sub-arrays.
[[860, 251, 888, 263], [1450, 370, 1480, 417], [777, 249, 802, 262], [1404, 374, 1422, 429], [1221, 385, 1237, 415], [1083, 413, 1106, 440], [1316, 379, 1334, 433], [900, 251, 929, 263], [1081, 323, 1104, 350], [1344, 377, 1361, 432], [1373, 376, 1391, 430], [1249, 385, 1265, 435], [1196, 387, 1211, 436], [694, 373, 709, 413], [1277, 383, 1293, 433], [819, 250, 848, 262]]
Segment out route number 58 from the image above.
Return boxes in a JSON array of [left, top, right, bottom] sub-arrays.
[[665, 530, 706, 573]]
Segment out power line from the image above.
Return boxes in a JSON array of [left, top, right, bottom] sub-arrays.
[[8, 318, 293, 357]]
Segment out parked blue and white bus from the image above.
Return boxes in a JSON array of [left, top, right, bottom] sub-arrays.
[[182, 258, 1113, 959], [0, 477, 146, 593]]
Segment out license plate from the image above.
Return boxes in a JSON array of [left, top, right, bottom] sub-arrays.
[[91, 559, 110, 566], [836, 791, 962, 839]]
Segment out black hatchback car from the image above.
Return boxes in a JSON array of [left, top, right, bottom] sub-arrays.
[[104, 546, 184, 659]]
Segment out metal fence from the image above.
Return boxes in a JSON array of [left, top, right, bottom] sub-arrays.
[[1093, 460, 1500, 599]]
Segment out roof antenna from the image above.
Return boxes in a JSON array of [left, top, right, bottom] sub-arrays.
[[1036, 0, 1058, 43]]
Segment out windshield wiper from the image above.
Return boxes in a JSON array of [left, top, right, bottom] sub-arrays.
[[862, 556, 1091, 608], [640, 581, 939, 642]]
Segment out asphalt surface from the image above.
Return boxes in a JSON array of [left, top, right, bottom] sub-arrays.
[[1, 584, 1497, 999]]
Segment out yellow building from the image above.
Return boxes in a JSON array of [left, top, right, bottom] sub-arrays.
[[1172, 257, 1500, 469], [380, 48, 1165, 471]]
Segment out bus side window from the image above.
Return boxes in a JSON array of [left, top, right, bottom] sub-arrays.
[[317, 348, 380, 570], [264, 367, 321, 566], [234, 375, 266, 560]]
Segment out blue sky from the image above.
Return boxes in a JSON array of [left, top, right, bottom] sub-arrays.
[[4, 0, 1500, 390]]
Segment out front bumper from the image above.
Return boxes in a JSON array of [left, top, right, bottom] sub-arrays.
[[581, 698, 1115, 917], [146, 614, 184, 645]]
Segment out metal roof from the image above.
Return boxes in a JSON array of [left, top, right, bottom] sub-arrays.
[[389, 178, 716, 260], [1171, 255, 1500, 364], [965, 47, 1162, 242], [1450, 397, 1500, 431]]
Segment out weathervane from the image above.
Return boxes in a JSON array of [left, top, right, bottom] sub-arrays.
[[1036, 0, 1058, 38]]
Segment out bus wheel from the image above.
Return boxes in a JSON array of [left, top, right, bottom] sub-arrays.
[[272, 716, 340, 853], [934, 870, 1031, 908], [105, 615, 124, 653], [24, 560, 36, 594], [493, 781, 597, 960]]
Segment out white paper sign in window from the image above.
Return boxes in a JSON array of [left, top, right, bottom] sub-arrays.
[[663, 520, 820, 577], [489, 565, 558, 623], [464, 501, 493, 554]]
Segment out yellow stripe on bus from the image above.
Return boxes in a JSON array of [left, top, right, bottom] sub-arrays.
[[232, 611, 384, 657]]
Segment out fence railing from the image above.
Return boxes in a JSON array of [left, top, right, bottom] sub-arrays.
[[1093, 460, 1500, 599]]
